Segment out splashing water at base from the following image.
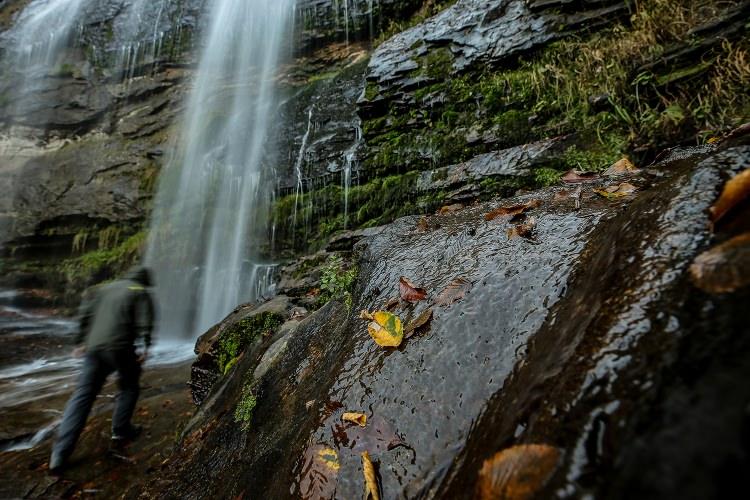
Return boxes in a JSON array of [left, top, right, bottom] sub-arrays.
[[146, 0, 294, 340]]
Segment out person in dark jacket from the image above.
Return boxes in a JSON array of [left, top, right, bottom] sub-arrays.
[[49, 266, 155, 473]]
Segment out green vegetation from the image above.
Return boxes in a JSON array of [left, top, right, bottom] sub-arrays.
[[318, 254, 357, 310], [216, 312, 284, 374], [234, 379, 258, 430], [375, 0, 459, 47], [62, 230, 146, 287]]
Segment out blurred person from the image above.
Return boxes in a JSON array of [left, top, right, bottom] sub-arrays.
[[48, 266, 155, 474]]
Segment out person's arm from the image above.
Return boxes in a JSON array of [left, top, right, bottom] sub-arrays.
[[134, 290, 155, 361], [73, 288, 98, 355]]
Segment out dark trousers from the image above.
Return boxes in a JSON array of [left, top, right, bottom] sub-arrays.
[[52, 348, 141, 461]]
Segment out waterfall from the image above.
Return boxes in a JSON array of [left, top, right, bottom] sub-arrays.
[[1, 0, 89, 122], [146, 0, 294, 339], [342, 124, 362, 229]]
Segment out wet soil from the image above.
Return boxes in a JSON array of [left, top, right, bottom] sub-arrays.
[[0, 361, 193, 499]]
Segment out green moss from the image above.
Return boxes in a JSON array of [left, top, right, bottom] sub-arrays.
[[534, 167, 564, 187], [421, 47, 453, 79], [234, 380, 257, 430], [364, 81, 380, 101], [318, 254, 357, 309], [62, 231, 146, 285], [216, 311, 284, 374]]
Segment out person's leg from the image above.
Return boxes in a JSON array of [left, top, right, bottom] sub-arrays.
[[111, 348, 142, 439], [50, 352, 111, 470]]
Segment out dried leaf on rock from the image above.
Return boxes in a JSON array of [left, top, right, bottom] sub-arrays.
[[416, 216, 430, 232], [561, 170, 599, 183], [689, 232, 750, 293], [399, 276, 427, 302], [594, 183, 636, 199], [360, 310, 404, 347], [485, 199, 541, 221], [709, 169, 750, 225], [435, 278, 472, 306], [384, 297, 400, 311], [507, 217, 537, 240], [405, 308, 434, 338], [604, 158, 639, 176], [361, 451, 380, 500], [440, 203, 464, 214], [477, 444, 561, 500], [342, 412, 367, 427], [299, 445, 340, 500]]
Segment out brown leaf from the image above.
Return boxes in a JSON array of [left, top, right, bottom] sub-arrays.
[[485, 199, 542, 221], [361, 451, 380, 500], [416, 216, 430, 232], [404, 308, 434, 338], [709, 169, 750, 225], [604, 158, 639, 176], [435, 278, 471, 306], [689, 232, 750, 294], [507, 217, 537, 240], [399, 276, 427, 302], [384, 297, 400, 311], [561, 169, 600, 183], [477, 444, 561, 500], [439, 203, 464, 214]]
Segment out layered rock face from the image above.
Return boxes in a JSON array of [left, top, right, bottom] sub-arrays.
[[133, 139, 750, 499]]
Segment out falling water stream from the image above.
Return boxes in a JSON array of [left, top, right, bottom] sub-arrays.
[[146, 0, 294, 340]]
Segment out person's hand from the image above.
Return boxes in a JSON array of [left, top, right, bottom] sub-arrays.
[[72, 346, 86, 358], [137, 350, 148, 365]]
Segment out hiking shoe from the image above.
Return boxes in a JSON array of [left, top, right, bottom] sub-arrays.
[[111, 424, 142, 442], [48, 451, 66, 475]]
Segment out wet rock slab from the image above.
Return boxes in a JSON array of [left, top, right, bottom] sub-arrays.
[[131, 149, 749, 499]]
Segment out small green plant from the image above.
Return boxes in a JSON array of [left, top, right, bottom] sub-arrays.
[[534, 167, 563, 187], [234, 380, 257, 430], [216, 312, 284, 374], [318, 254, 357, 310]]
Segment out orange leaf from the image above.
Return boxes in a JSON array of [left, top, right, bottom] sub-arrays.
[[439, 203, 464, 214], [485, 199, 541, 221], [689, 232, 750, 294], [477, 444, 561, 500], [399, 276, 427, 302], [506, 217, 537, 240], [709, 169, 750, 225]]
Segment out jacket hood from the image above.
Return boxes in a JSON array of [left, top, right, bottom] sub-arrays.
[[125, 266, 153, 287]]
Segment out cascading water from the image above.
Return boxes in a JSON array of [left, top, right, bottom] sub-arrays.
[[0, 0, 88, 124], [146, 0, 294, 339]]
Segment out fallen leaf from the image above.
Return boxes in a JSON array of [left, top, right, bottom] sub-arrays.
[[360, 310, 404, 347], [299, 445, 340, 500], [689, 232, 750, 293], [477, 444, 561, 500], [342, 412, 367, 427], [561, 170, 599, 183], [361, 451, 380, 500], [332, 415, 403, 453], [707, 137, 721, 144], [416, 216, 430, 232], [439, 203, 464, 214], [399, 276, 427, 302], [594, 182, 637, 199], [507, 216, 537, 240], [604, 158, 639, 176], [709, 169, 750, 225], [435, 278, 472, 306], [485, 199, 542, 221], [384, 297, 400, 311], [404, 308, 434, 338]]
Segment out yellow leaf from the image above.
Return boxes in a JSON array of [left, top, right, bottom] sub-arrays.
[[342, 412, 367, 427], [317, 447, 340, 471], [362, 310, 404, 347], [709, 169, 750, 225], [361, 451, 380, 500]]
